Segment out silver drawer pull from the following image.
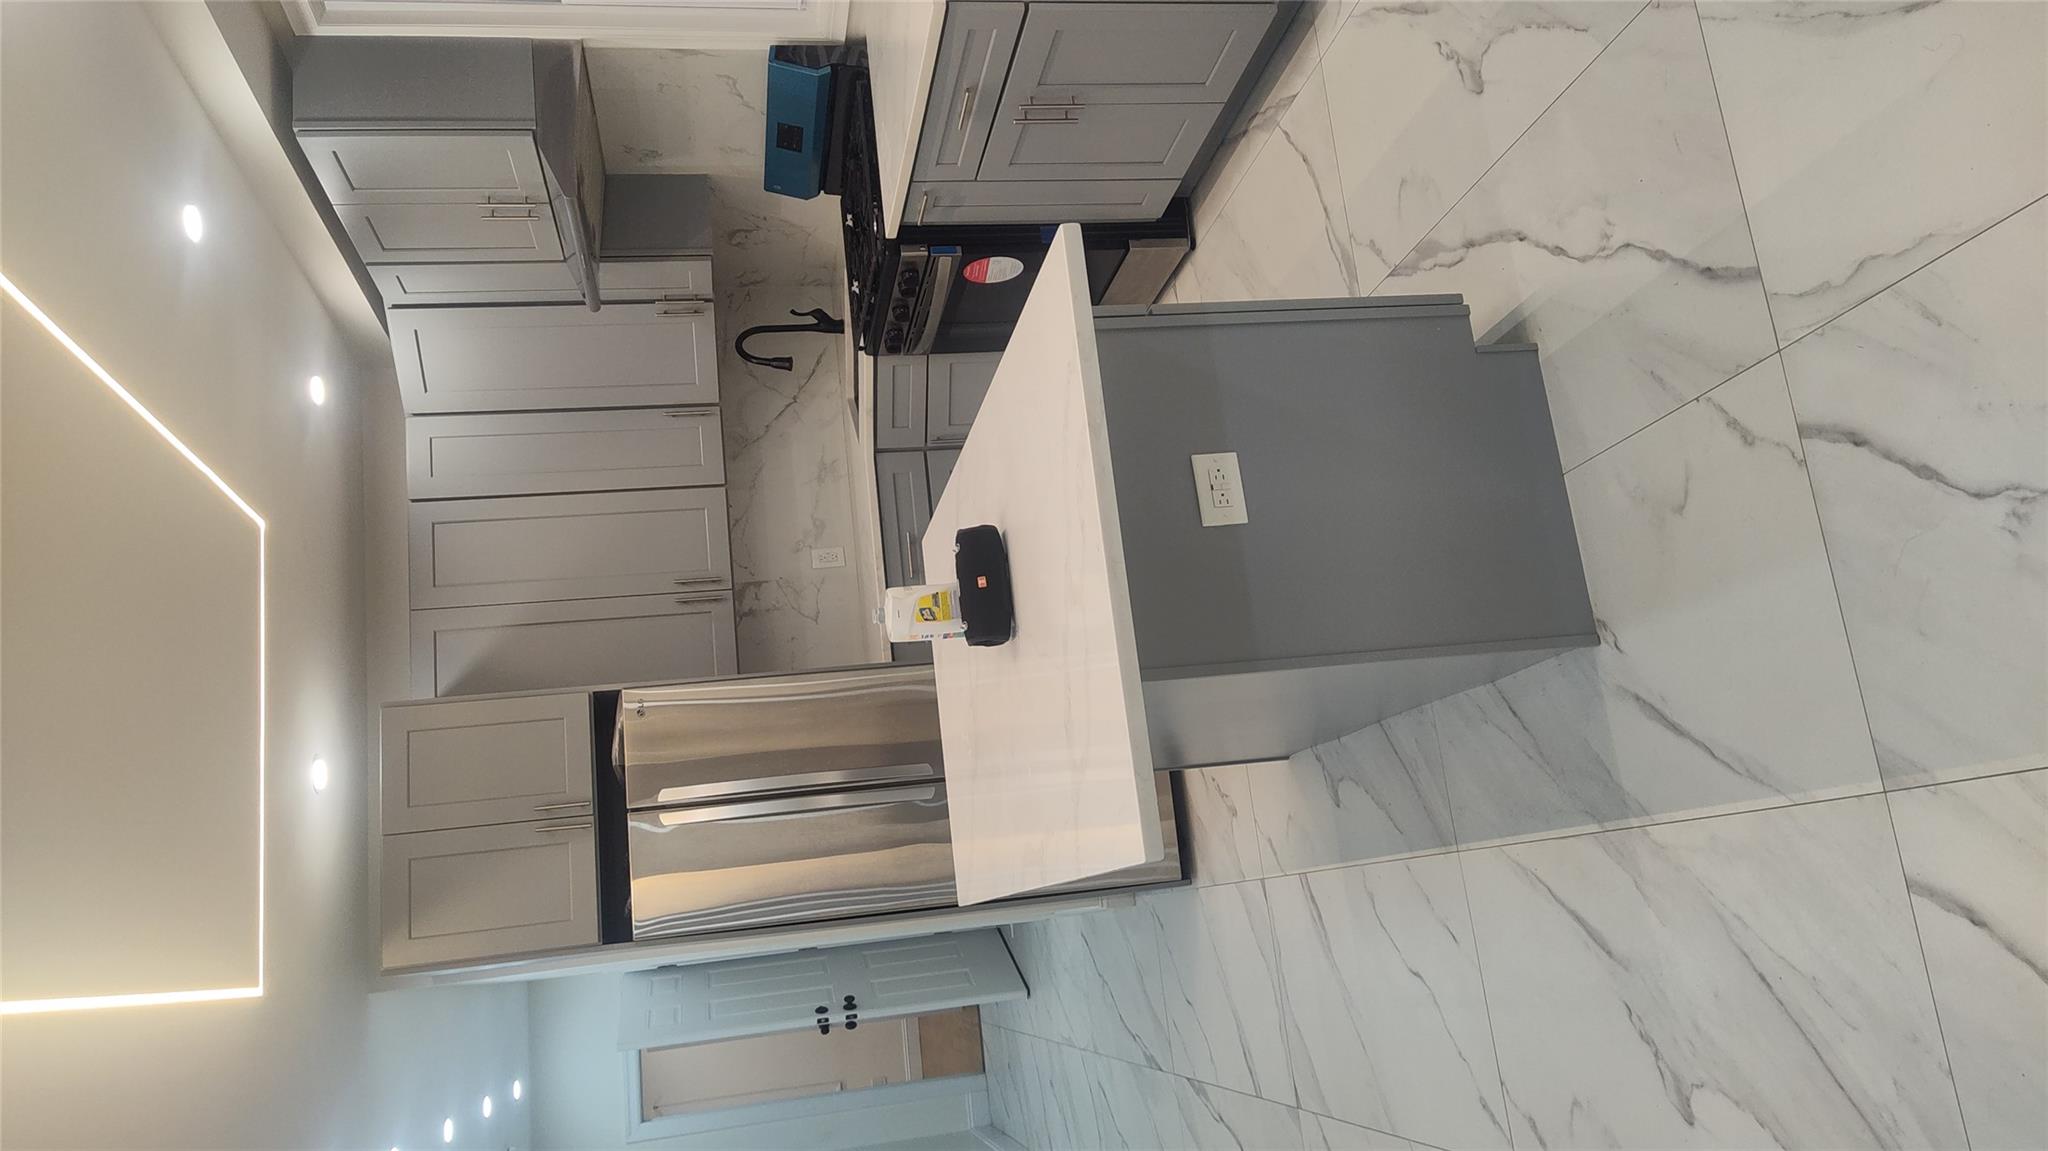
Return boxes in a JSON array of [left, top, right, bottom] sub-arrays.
[[655, 303, 706, 316], [534, 820, 591, 833], [957, 85, 976, 132], [661, 409, 701, 418], [1013, 113, 1079, 125], [673, 576, 725, 586], [674, 594, 728, 606], [533, 801, 591, 813], [478, 208, 543, 220], [918, 191, 930, 225]]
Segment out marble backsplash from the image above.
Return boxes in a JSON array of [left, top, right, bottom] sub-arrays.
[[589, 48, 873, 673]]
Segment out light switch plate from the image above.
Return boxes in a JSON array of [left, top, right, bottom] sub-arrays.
[[1190, 452, 1249, 527]]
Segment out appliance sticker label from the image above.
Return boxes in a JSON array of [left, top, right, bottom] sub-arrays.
[[962, 256, 1025, 284]]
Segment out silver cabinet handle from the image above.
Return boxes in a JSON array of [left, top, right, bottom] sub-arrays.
[[903, 530, 924, 583], [533, 801, 591, 813], [957, 85, 976, 132], [1013, 113, 1079, 125], [661, 409, 699, 418], [655, 303, 706, 316], [673, 593, 727, 606], [478, 207, 543, 220], [534, 820, 591, 833], [918, 191, 930, 225], [672, 575, 725, 586]]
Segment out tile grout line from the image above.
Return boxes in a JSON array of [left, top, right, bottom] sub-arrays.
[[1878, 786, 1977, 1150]]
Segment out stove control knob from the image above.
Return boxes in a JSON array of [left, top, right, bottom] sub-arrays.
[[890, 301, 911, 322], [898, 268, 921, 294], [882, 329, 905, 354]]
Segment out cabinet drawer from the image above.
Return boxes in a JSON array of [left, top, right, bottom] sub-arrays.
[[926, 353, 1000, 445], [876, 451, 934, 589], [301, 130, 550, 205], [390, 302, 718, 413], [912, 2, 1025, 182], [411, 593, 738, 698], [380, 694, 592, 834], [876, 357, 929, 449], [406, 409, 724, 499], [381, 821, 599, 970], [337, 200, 565, 264], [372, 258, 713, 307], [977, 102, 1222, 183], [410, 488, 731, 608], [905, 179, 1178, 225]]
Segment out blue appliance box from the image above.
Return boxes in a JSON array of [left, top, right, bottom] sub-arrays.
[[765, 47, 836, 199]]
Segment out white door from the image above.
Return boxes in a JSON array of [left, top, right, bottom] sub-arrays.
[[405, 408, 725, 499], [411, 592, 738, 697], [380, 819, 599, 970], [336, 201, 565, 264], [379, 693, 592, 834], [409, 488, 732, 608], [390, 302, 719, 413], [301, 130, 551, 205], [618, 929, 1025, 1049]]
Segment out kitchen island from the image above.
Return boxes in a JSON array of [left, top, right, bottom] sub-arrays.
[[922, 226, 1597, 903]]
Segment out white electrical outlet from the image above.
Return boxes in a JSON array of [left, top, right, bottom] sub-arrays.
[[810, 546, 847, 569], [1190, 452, 1249, 527]]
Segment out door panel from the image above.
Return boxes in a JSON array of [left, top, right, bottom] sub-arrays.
[[875, 357, 929, 449], [337, 201, 564, 264], [380, 693, 593, 834], [301, 130, 550, 205], [411, 593, 737, 697], [381, 821, 598, 969], [925, 353, 1000, 444], [405, 408, 724, 500], [906, 178, 1178, 225], [373, 257, 712, 307], [409, 488, 730, 608], [1003, 3, 1275, 104], [976, 102, 1221, 182], [912, 2, 1025, 182], [876, 451, 933, 588], [390, 302, 718, 413]]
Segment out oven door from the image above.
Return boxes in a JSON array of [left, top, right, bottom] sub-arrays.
[[920, 242, 1134, 355]]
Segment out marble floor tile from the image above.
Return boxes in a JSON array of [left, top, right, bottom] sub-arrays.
[[1147, 881, 1294, 1105], [1191, 0, 1330, 238], [985, 907, 1171, 1071], [1889, 769, 2048, 1151], [1266, 855, 1509, 1150], [1322, 1, 1643, 290], [983, 1024, 1111, 1151], [1698, 0, 2048, 345], [1301, 1112, 1417, 1151], [1463, 794, 1967, 1150], [1169, 66, 1357, 303], [1248, 705, 1455, 873], [1377, 0, 1777, 470], [1435, 356, 1880, 847], [1127, 1061, 1306, 1151], [1782, 198, 2048, 789], [1181, 763, 1275, 885]]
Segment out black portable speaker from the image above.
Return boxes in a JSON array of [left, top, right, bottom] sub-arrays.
[[954, 524, 1014, 647]]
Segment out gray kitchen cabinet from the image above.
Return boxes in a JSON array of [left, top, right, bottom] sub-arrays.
[[927, 448, 962, 505], [336, 200, 565, 264], [911, 2, 1025, 183], [975, 101, 1223, 182], [411, 592, 738, 698], [405, 409, 724, 499], [875, 357, 929, 449], [381, 819, 599, 969], [925, 353, 1001, 444], [300, 130, 552, 206], [876, 451, 934, 589], [410, 488, 731, 609], [1000, 3, 1274, 105], [906, 178, 1179, 224], [380, 693, 592, 835], [390, 301, 718, 413], [371, 256, 713, 307]]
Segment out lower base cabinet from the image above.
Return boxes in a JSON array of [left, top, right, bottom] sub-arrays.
[[381, 820, 599, 969], [411, 592, 738, 697]]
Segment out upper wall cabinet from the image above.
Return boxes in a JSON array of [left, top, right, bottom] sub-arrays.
[[335, 201, 566, 264], [1002, 2, 1273, 105], [301, 130, 552, 205], [390, 302, 718, 413]]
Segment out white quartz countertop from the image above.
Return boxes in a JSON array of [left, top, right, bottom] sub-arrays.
[[847, 0, 945, 238], [922, 224, 1164, 906]]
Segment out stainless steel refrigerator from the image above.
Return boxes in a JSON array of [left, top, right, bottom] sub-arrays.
[[615, 665, 1180, 941]]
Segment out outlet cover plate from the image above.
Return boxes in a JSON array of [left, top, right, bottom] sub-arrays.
[[1190, 452, 1248, 527], [811, 546, 847, 569]]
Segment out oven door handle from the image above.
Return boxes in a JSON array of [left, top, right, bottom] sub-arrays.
[[909, 251, 958, 356]]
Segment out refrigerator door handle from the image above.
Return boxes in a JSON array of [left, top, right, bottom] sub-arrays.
[[648, 762, 938, 807], [649, 784, 940, 827]]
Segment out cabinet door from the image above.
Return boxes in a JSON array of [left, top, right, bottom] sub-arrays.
[[927, 448, 962, 506], [906, 178, 1178, 224], [1002, 3, 1274, 105], [410, 488, 731, 608], [372, 258, 713, 307], [912, 2, 1025, 182], [925, 353, 1000, 444], [411, 593, 738, 697], [390, 302, 718, 413], [381, 820, 598, 970], [300, 130, 550, 205], [336, 201, 565, 264], [875, 451, 933, 589], [976, 102, 1222, 182], [406, 409, 724, 499], [875, 357, 929, 449], [380, 694, 592, 834]]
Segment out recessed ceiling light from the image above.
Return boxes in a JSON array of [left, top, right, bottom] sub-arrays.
[[512, 1080, 523, 1102], [309, 758, 329, 792], [308, 375, 327, 406], [481, 1096, 493, 1119], [442, 1118, 454, 1144], [181, 204, 204, 243]]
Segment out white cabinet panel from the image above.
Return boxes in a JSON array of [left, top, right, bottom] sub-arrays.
[[875, 357, 929, 449], [410, 488, 731, 608], [300, 130, 550, 205], [405, 409, 725, 499], [906, 178, 1178, 225], [372, 257, 713, 307], [411, 593, 738, 697], [912, 2, 1025, 182], [381, 820, 598, 970], [391, 302, 718, 413], [380, 693, 592, 834], [336, 200, 565, 264], [976, 102, 1222, 182]]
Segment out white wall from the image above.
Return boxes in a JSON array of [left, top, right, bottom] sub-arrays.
[[0, 5, 530, 1147]]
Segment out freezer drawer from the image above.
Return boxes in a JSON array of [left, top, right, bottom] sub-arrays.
[[628, 781, 956, 939]]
